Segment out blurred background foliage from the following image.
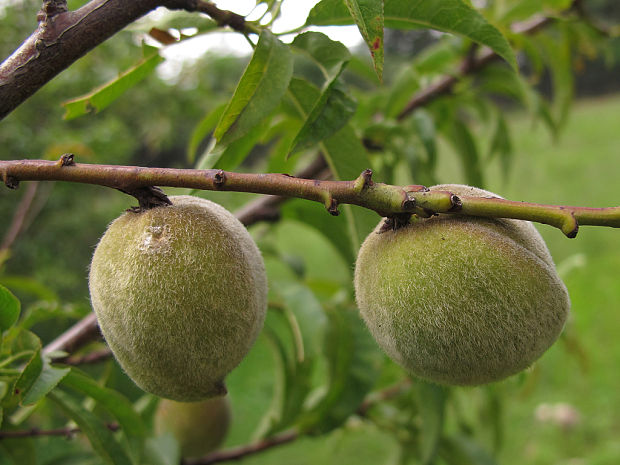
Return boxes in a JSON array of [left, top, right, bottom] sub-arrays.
[[0, 0, 619, 464]]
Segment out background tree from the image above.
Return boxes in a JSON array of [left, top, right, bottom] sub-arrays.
[[0, 0, 619, 464]]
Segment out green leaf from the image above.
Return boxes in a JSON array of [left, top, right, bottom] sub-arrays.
[[540, 26, 574, 131], [499, 0, 573, 23], [289, 81, 357, 155], [197, 116, 271, 172], [214, 30, 293, 146], [343, 0, 384, 80], [413, 36, 461, 75], [301, 306, 383, 433], [62, 51, 164, 120], [61, 369, 146, 440], [186, 103, 226, 163], [0, 285, 20, 332], [0, 276, 58, 302], [487, 109, 512, 182], [257, 309, 314, 436], [439, 435, 499, 465], [417, 381, 446, 464], [384, 66, 420, 118], [443, 117, 484, 187], [276, 282, 327, 359], [20, 359, 69, 406], [288, 32, 356, 154], [12, 339, 69, 406], [48, 390, 134, 465], [307, 0, 516, 69], [13, 345, 42, 402], [413, 109, 437, 172], [291, 31, 351, 80]]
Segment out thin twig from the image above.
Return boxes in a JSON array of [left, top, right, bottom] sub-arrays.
[[1, 181, 39, 251], [63, 348, 113, 366], [3, 159, 619, 237], [185, 430, 298, 465], [43, 313, 100, 357], [0, 423, 119, 439]]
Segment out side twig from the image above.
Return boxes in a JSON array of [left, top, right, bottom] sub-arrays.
[[1, 181, 39, 251], [184, 430, 298, 465], [0, 0, 255, 120], [396, 12, 557, 121], [0, 423, 119, 439]]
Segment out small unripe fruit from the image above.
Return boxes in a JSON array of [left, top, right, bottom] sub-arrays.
[[154, 396, 231, 458], [89, 195, 267, 401], [354, 184, 570, 386]]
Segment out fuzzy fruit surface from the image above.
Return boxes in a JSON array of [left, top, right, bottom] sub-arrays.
[[354, 184, 570, 386], [89, 195, 268, 401], [155, 396, 231, 458]]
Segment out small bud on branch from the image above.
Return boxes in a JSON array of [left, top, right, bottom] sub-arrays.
[[2, 159, 619, 237]]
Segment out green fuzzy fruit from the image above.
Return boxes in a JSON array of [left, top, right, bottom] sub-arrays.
[[89, 195, 267, 401], [154, 396, 231, 459], [354, 184, 570, 386]]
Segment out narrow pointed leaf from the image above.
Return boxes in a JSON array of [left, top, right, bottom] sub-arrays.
[[439, 435, 498, 465], [63, 52, 163, 120], [48, 390, 134, 465], [291, 31, 351, 80], [0, 285, 20, 332], [258, 309, 314, 436], [417, 381, 446, 464], [186, 104, 226, 163], [20, 360, 69, 406], [289, 82, 356, 155], [443, 118, 484, 187], [344, 0, 384, 80], [214, 30, 293, 146], [289, 33, 355, 154], [198, 116, 271, 171], [61, 369, 145, 439], [307, 0, 516, 69]]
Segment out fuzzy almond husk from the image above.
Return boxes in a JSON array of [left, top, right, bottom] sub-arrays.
[[354, 184, 570, 386], [89, 195, 268, 401]]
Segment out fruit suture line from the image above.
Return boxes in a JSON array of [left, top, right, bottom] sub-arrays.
[[2, 157, 619, 237]]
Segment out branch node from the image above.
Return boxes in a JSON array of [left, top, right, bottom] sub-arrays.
[[213, 170, 227, 189], [37, 0, 68, 24], [57, 153, 75, 167], [378, 213, 412, 233], [563, 213, 579, 238], [3, 175, 19, 190], [354, 169, 373, 192], [121, 186, 172, 212], [449, 194, 463, 211], [325, 197, 340, 216], [401, 192, 416, 211]]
